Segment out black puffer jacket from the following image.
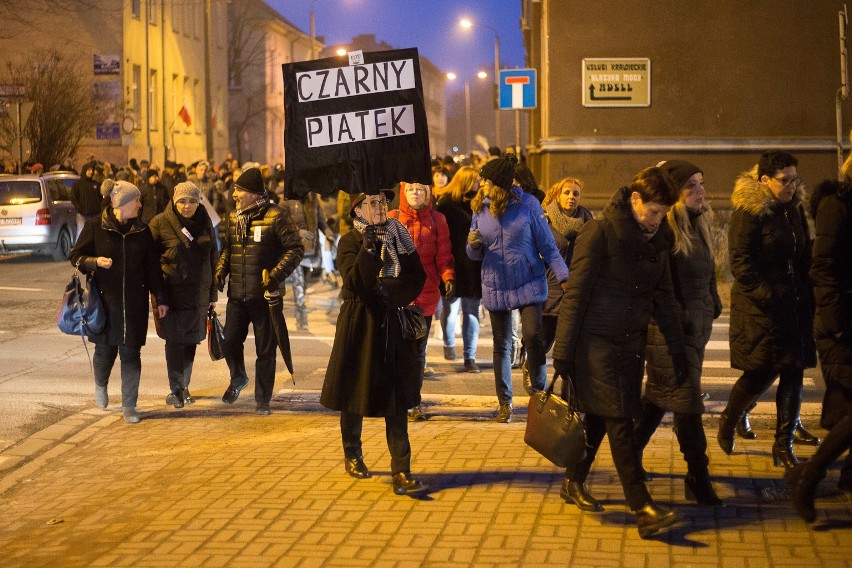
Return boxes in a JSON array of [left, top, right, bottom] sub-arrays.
[[728, 166, 816, 371], [552, 187, 684, 418], [645, 204, 722, 414], [69, 210, 166, 347], [215, 200, 304, 301], [810, 180, 852, 429], [149, 203, 218, 344]]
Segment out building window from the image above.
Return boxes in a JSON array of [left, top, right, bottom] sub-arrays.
[[131, 0, 140, 19], [132, 64, 141, 123], [147, 0, 157, 24], [148, 69, 158, 131], [172, 0, 180, 33]]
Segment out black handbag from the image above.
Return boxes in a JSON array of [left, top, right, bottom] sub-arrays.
[[397, 304, 427, 340], [524, 372, 587, 467], [57, 266, 106, 336], [207, 308, 226, 361]]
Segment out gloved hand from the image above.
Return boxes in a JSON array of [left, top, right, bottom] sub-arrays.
[[444, 280, 456, 303], [363, 225, 379, 253], [215, 272, 226, 292], [553, 358, 575, 379], [672, 352, 689, 386], [467, 229, 482, 250]]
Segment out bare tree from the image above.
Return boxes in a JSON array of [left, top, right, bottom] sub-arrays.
[[4, 49, 106, 167]]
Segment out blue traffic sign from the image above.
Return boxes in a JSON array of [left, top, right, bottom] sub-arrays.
[[498, 69, 537, 110]]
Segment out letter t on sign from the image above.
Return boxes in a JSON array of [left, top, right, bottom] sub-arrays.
[[506, 76, 530, 109]]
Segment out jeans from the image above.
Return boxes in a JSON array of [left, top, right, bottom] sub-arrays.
[[341, 411, 412, 474], [93, 343, 141, 409], [165, 342, 198, 393], [440, 297, 481, 360], [285, 266, 307, 329], [489, 303, 546, 404], [223, 297, 277, 403]]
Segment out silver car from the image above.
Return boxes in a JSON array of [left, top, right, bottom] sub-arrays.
[[0, 173, 80, 260]]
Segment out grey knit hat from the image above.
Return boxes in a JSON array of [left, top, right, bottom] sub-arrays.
[[173, 181, 201, 203], [106, 179, 141, 208]]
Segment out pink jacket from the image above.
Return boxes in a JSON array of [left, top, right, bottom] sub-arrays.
[[389, 188, 455, 316]]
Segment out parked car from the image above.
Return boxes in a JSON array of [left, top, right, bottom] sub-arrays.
[[0, 173, 79, 260]]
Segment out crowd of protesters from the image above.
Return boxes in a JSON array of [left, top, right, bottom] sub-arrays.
[[6, 144, 844, 533]]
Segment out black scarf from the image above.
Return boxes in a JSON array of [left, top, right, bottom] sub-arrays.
[[235, 196, 268, 243]]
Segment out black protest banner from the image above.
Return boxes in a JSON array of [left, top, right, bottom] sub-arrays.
[[282, 48, 432, 198]]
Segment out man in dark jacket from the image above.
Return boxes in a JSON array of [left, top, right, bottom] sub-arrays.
[[71, 162, 102, 237], [214, 168, 303, 415]]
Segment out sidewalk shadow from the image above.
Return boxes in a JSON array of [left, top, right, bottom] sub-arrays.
[[417, 470, 561, 493]]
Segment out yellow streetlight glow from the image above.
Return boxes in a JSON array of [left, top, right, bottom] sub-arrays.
[[447, 72, 457, 80], [459, 18, 472, 28], [335, 48, 347, 56], [477, 71, 488, 79]]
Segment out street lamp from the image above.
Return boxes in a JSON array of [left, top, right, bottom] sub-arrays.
[[459, 17, 501, 149], [310, 0, 319, 60], [447, 71, 488, 155]]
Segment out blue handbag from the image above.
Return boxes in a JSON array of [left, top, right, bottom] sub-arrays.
[[57, 266, 106, 336]]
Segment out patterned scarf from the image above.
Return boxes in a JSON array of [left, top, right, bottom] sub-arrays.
[[235, 196, 268, 243], [353, 216, 416, 278], [544, 200, 586, 240]]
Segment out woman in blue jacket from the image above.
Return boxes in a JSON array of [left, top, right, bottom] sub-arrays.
[[467, 154, 569, 422]]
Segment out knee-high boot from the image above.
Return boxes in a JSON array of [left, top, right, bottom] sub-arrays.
[[772, 381, 802, 469], [718, 383, 760, 455], [736, 402, 758, 439]]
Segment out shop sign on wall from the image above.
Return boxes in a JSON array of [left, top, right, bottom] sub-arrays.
[[582, 58, 650, 107]]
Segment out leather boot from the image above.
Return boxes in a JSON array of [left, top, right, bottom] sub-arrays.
[[633, 502, 683, 539], [785, 463, 823, 523], [736, 402, 758, 439], [560, 479, 604, 512], [718, 383, 758, 455], [772, 382, 801, 469], [684, 470, 724, 507], [793, 418, 821, 446]]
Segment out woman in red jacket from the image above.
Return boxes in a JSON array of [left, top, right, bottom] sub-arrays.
[[389, 182, 455, 421]]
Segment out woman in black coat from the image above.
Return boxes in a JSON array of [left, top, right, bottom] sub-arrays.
[[634, 160, 724, 507], [435, 166, 483, 373], [149, 181, 218, 408], [717, 151, 817, 469], [786, 178, 852, 521], [69, 180, 168, 424], [320, 191, 428, 496], [552, 167, 687, 539]]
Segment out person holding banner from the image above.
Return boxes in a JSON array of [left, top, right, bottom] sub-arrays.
[[466, 154, 569, 423], [214, 168, 304, 415], [321, 191, 428, 496]]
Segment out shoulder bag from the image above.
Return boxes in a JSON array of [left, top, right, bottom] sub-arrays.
[[524, 372, 587, 467], [207, 307, 226, 361], [397, 304, 427, 341], [57, 263, 106, 336]]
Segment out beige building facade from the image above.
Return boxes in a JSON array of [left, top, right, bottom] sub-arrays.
[[523, 0, 852, 206]]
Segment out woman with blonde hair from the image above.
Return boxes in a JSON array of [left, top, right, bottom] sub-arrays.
[[435, 167, 484, 372], [634, 160, 724, 507]]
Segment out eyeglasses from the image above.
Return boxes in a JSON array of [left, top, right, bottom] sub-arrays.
[[773, 176, 799, 187], [365, 199, 387, 209]]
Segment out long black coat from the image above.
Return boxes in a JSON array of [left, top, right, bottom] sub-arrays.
[[435, 195, 482, 298], [149, 204, 218, 344], [321, 228, 426, 417], [810, 180, 852, 429], [728, 167, 816, 371], [69, 210, 166, 347], [552, 187, 684, 418], [645, 205, 722, 414]]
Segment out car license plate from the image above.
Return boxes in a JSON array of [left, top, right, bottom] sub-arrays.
[[0, 218, 22, 225]]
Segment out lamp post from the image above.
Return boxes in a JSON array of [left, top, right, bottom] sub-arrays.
[[459, 18, 501, 149], [448, 71, 487, 156], [310, 0, 318, 60]]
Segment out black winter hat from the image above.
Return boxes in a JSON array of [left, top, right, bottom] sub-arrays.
[[657, 159, 702, 190], [479, 153, 518, 191], [234, 167, 266, 195]]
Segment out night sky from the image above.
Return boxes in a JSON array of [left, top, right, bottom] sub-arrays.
[[266, 0, 526, 93]]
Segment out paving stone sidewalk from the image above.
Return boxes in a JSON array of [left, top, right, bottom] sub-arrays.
[[0, 390, 849, 568]]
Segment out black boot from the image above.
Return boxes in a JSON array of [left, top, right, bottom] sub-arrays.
[[793, 418, 822, 446], [684, 471, 724, 507], [633, 502, 683, 539], [785, 463, 823, 523], [718, 383, 758, 455], [772, 382, 801, 469], [675, 413, 724, 507], [560, 478, 604, 512], [736, 402, 758, 439]]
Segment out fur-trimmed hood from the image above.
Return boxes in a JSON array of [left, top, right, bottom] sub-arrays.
[[731, 165, 807, 216]]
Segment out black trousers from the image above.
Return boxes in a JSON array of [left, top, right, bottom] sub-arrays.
[[566, 413, 651, 510], [223, 297, 277, 403], [93, 344, 142, 409], [165, 342, 198, 392], [805, 414, 852, 489], [635, 399, 709, 472], [340, 411, 411, 475]]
